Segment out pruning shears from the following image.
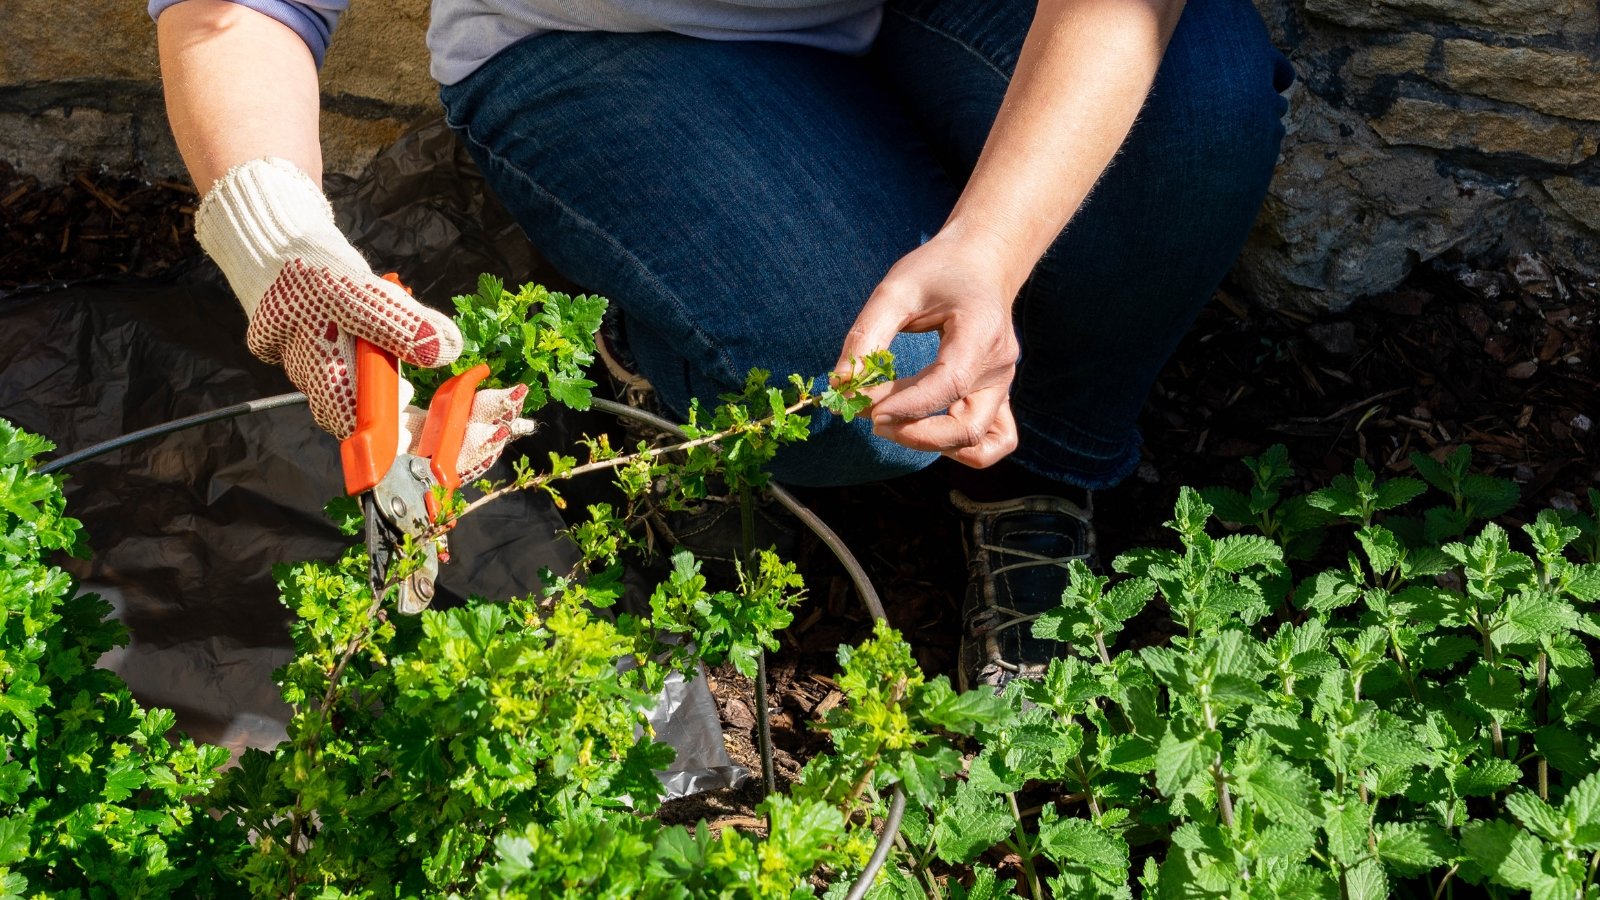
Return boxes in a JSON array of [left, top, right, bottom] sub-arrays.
[[339, 274, 490, 614]]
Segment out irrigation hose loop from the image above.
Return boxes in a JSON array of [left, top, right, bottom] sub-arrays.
[[591, 398, 901, 896], [845, 787, 908, 900], [38, 390, 904, 895], [37, 392, 310, 474], [589, 398, 886, 618]]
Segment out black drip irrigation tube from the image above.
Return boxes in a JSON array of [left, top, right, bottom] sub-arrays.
[[39, 392, 907, 895]]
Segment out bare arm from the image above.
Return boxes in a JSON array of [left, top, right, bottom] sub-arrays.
[[837, 0, 1186, 467], [946, 0, 1185, 289], [157, 0, 324, 191]]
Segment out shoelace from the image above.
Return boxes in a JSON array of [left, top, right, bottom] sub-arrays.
[[974, 542, 1095, 635]]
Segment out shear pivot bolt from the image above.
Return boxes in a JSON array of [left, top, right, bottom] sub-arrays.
[[409, 574, 435, 602], [410, 458, 430, 480]]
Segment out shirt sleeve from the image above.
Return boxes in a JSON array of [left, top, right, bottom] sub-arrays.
[[148, 0, 349, 68]]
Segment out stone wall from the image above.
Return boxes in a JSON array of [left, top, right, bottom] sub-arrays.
[[0, 0, 435, 182], [3, 0, 1597, 311], [1245, 0, 1600, 310]]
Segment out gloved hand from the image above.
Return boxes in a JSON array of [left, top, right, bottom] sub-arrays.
[[196, 158, 531, 480]]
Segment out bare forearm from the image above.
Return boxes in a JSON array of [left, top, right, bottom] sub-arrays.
[[157, 0, 323, 192], [942, 0, 1185, 295]]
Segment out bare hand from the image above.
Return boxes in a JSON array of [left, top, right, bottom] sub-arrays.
[[833, 235, 1021, 468]]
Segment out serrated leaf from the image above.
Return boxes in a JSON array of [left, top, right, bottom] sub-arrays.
[[1463, 474, 1519, 519], [1037, 813, 1129, 882], [1324, 799, 1371, 864], [1565, 563, 1600, 601], [0, 817, 28, 867], [1302, 569, 1361, 614], [1506, 792, 1564, 842], [917, 678, 1011, 733], [1155, 726, 1215, 798], [1102, 734, 1158, 774], [1424, 506, 1471, 544], [933, 784, 1014, 864], [1103, 577, 1156, 624], [1461, 819, 1551, 892], [1374, 477, 1427, 511], [1254, 823, 1315, 861], [1417, 634, 1478, 670], [1375, 822, 1452, 874], [1495, 592, 1579, 646], [948, 867, 1016, 900], [1342, 858, 1389, 900], [1563, 770, 1600, 833], [1234, 754, 1319, 829], [1212, 535, 1282, 572], [101, 759, 144, 802], [1355, 525, 1403, 575], [1534, 725, 1591, 775], [1200, 486, 1254, 525], [1452, 757, 1523, 797]]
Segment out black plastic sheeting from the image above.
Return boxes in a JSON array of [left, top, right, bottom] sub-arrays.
[[0, 119, 746, 796]]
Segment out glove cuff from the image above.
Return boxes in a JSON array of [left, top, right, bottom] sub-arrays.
[[195, 158, 372, 318]]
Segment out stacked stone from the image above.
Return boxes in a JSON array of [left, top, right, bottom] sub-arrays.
[[0, 0, 436, 184], [1, 0, 1595, 312], [1242, 0, 1600, 310]]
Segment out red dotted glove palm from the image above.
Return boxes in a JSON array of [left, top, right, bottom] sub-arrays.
[[198, 159, 531, 481]]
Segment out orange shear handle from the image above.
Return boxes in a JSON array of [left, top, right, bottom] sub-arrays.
[[340, 337, 400, 496], [338, 273, 410, 496], [418, 363, 491, 521]]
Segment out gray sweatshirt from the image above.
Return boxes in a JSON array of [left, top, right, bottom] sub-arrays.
[[148, 0, 884, 85]]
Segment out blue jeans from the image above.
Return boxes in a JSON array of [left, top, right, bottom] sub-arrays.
[[441, 0, 1292, 489]]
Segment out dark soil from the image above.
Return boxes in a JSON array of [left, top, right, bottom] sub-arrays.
[[9, 164, 1598, 834]]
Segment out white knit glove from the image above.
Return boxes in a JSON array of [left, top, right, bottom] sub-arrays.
[[197, 158, 531, 481]]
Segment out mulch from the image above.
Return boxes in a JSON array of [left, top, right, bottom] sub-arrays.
[[0, 162, 200, 292], [8, 163, 1598, 829]]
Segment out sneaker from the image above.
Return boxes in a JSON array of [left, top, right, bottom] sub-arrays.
[[952, 490, 1096, 692]]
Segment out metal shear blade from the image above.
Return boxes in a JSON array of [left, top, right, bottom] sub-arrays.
[[365, 455, 441, 614]]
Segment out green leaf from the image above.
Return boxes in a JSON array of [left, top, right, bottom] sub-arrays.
[[1200, 486, 1254, 525], [1301, 569, 1361, 614], [1424, 506, 1471, 544], [1374, 822, 1452, 875], [933, 784, 1014, 864], [1461, 819, 1551, 892], [1452, 757, 1523, 797], [1463, 474, 1519, 519], [1212, 535, 1282, 572], [1234, 753, 1319, 829], [1037, 810, 1130, 883], [1355, 525, 1402, 575], [1496, 592, 1579, 646], [0, 817, 29, 867], [947, 867, 1016, 900], [1506, 792, 1564, 842], [1564, 563, 1600, 601], [101, 759, 145, 802], [1155, 726, 1215, 798], [1534, 725, 1592, 775], [1170, 487, 1214, 537], [1374, 477, 1427, 511], [1324, 798, 1371, 864], [1341, 858, 1389, 900], [917, 678, 1010, 733]]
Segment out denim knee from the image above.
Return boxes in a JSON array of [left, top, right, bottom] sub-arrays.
[[1151, 8, 1294, 197]]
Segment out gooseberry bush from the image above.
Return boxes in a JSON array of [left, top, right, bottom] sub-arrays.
[[5, 276, 1600, 898]]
